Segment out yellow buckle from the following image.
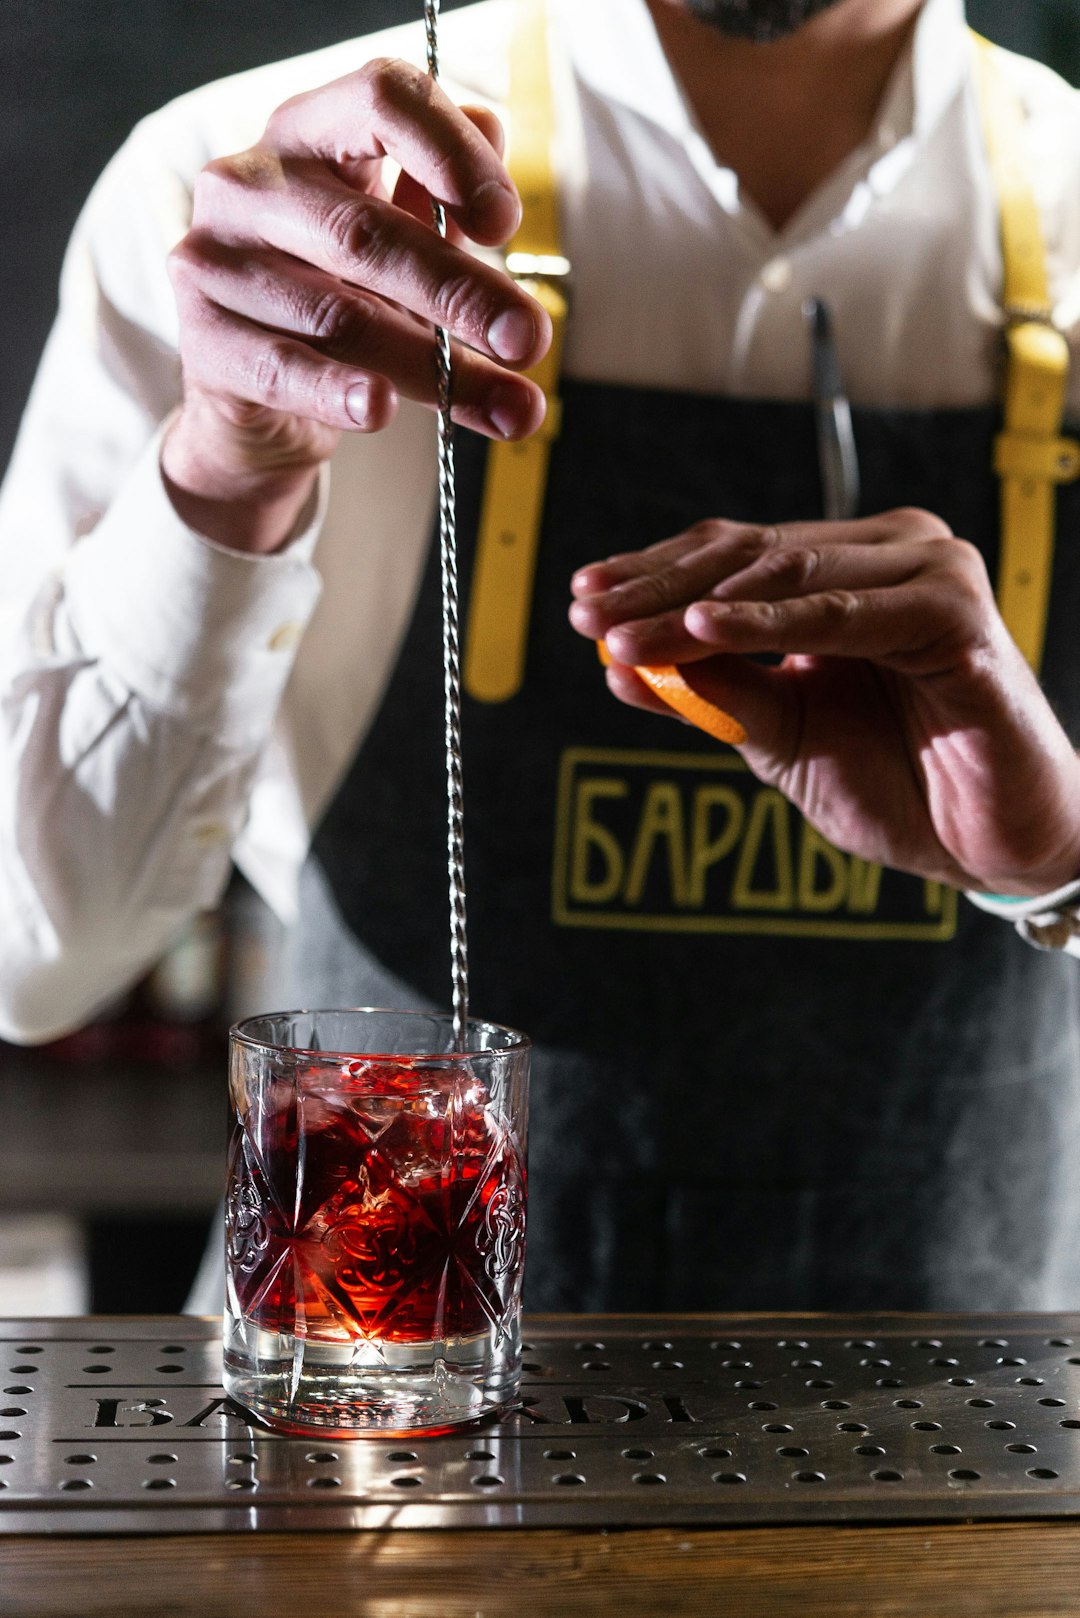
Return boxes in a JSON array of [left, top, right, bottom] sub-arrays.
[[506, 251, 572, 282], [994, 432, 1080, 484]]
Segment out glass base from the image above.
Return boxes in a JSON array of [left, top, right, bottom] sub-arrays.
[[223, 1314, 521, 1438]]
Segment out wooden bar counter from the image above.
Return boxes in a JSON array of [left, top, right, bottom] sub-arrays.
[[8, 1518, 1080, 1618]]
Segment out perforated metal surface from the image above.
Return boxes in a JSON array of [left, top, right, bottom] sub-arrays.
[[5, 1315, 1080, 1532]]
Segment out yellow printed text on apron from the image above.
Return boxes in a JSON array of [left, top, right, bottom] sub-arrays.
[[552, 748, 957, 942]]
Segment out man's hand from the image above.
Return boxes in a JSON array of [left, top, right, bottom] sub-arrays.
[[569, 507, 1080, 897], [163, 59, 551, 552]]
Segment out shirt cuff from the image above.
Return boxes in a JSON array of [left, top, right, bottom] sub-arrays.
[[61, 424, 326, 746]]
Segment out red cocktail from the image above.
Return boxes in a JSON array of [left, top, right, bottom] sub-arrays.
[[223, 1011, 530, 1436]]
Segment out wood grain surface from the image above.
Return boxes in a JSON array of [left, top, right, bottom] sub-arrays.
[[4, 1520, 1080, 1618]]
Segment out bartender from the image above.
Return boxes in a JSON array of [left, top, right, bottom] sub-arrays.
[[3, 0, 1080, 1312]]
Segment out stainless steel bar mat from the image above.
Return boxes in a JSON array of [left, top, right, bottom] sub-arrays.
[[5, 1314, 1080, 1533]]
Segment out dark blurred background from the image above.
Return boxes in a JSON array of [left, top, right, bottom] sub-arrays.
[[0, 0, 1078, 1313]]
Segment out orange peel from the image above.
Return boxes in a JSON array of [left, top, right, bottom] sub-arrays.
[[596, 641, 747, 746]]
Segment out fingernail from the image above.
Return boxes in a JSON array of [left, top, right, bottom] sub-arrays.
[[485, 385, 523, 439], [570, 569, 593, 593], [487, 306, 536, 363], [345, 381, 370, 426], [686, 602, 725, 632], [468, 179, 520, 237], [606, 625, 651, 663]]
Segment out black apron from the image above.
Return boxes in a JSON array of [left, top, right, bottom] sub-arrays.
[[293, 382, 1080, 1313]]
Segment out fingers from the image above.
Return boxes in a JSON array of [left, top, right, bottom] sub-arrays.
[[176, 297, 399, 434], [192, 159, 550, 371], [571, 525, 744, 601], [592, 609, 705, 668], [571, 511, 951, 606], [683, 551, 991, 671], [583, 541, 938, 666], [176, 61, 553, 446], [392, 105, 505, 242], [265, 61, 521, 245], [170, 238, 545, 438], [569, 511, 981, 671], [460, 104, 507, 162]]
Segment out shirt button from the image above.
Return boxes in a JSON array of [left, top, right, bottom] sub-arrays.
[[267, 621, 302, 653], [760, 257, 793, 294]]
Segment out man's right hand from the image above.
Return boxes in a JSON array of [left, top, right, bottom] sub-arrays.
[[161, 58, 551, 552]]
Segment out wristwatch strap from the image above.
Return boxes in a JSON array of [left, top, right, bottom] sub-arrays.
[[968, 879, 1080, 949]]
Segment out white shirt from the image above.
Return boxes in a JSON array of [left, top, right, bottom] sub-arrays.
[[3, 0, 1080, 1041]]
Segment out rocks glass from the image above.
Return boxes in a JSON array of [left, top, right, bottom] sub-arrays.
[[223, 1009, 529, 1436]]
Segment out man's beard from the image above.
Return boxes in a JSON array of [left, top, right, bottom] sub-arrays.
[[684, 0, 846, 42]]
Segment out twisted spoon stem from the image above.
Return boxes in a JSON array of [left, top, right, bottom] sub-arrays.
[[424, 0, 470, 1050]]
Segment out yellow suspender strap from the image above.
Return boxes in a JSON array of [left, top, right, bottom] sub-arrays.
[[463, 0, 569, 703], [465, 22, 1077, 695], [971, 31, 1080, 672]]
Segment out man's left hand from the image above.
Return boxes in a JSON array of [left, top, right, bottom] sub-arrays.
[[569, 507, 1080, 897]]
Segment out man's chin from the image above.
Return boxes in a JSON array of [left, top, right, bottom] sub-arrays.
[[683, 0, 846, 42]]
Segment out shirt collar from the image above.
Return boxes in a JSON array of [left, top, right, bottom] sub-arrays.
[[879, 0, 971, 145], [552, 0, 692, 138], [555, 0, 972, 156]]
